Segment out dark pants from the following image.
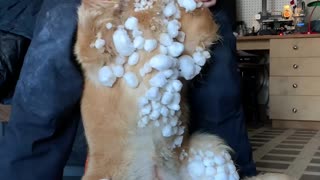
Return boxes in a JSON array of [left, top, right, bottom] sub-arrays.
[[189, 10, 257, 177], [0, 0, 256, 179], [0, 0, 82, 179]]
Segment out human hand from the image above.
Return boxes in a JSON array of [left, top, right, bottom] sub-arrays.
[[196, 0, 217, 8]]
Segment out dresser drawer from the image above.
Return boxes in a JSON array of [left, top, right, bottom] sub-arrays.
[[270, 38, 320, 58], [270, 58, 320, 76], [270, 96, 320, 121], [270, 77, 320, 96]]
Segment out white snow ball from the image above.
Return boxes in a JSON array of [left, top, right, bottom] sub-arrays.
[[174, 8, 181, 19], [123, 72, 139, 88], [170, 118, 178, 126], [163, 2, 177, 17], [159, 45, 168, 55], [170, 69, 180, 79], [161, 92, 174, 105], [149, 72, 168, 88], [154, 120, 160, 127], [192, 51, 206, 66], [203, 51, 211, 58], [94, 38, 106, 49], [115, 56, 126, 65], [196, 46, 204, 52], [159, 33, 173, 46], [205, 151, 215, 158], [174, 136, 183, 147], [168, 103, 180, 111], [150, 110, 161, 120], [177, 0, 197, 12], [215, 172, 228, 180], [144, 39, 158, 52], [106, 22, 113, 30], [132, 29, 143, 38], [165, 83, 175, 93], [139, 63, 153, 77], [216, 165, 227, 174], [195, 64, 201, 76], [138, 97, 149, 108], [231, 172, 240, 180], [140, 105, 152, 115], [168, 42, 184, 57], [160, 106, 169, 117], [125, 16, 139, 30], [214, 155, 226, 165], [111, 65, 124, 77], [128, 52, 140, 66], [98, 66, 116, 87], [178, 126, 185, 135], [171, 80, 183, 92], [187, 160, 205, 177], [172, 93, 181, 104], [113, 28, 135, 56], [167, 20, 181, 38], [146, 87, 160, 101], [227, 163, 236, 173], [179, 55, 196, 80], [151, 101, 162, 110], [203, 158, 214, 167], [162, 125, 173, 137], [163, 69, 174, 78], [134, 36, 145, 49], [205, 166, 216, 176], [149, 54, 173, 71]]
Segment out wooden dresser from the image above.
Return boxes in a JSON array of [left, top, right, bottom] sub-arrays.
[[269, 37, 320, 129]]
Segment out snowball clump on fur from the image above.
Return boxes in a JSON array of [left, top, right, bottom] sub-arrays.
[[98, 66, 116, 87], [113, 27, 135, 56], [186, 149, 239, 180]]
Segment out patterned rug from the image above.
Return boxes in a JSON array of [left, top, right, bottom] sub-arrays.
[[248, 127, 320, 180]]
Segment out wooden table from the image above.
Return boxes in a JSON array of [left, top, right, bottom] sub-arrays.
[[237, 34, 320, 51]]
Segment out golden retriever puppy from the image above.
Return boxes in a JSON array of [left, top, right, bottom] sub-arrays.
[[74, 0, 296, 179]]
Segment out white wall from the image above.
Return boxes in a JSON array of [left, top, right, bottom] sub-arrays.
[[236, 0, 320, 28]]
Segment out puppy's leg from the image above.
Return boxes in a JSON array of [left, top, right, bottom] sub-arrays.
[[179, 134, 240, 180]]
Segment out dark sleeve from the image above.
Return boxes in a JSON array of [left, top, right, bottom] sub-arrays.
[[0, 0, 44, 39], [0, 0, 83, 179]]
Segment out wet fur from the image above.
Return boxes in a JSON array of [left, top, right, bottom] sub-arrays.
[[74, 0, 295, 179]]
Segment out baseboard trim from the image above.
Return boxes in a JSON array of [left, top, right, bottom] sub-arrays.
[[272, 119, 320, 130]]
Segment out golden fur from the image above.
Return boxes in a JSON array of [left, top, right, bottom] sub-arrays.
[[74, 0, 296, 179]]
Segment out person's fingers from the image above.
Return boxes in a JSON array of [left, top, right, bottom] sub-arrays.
[[203, 0, 217, 7], [195, 0, 210, 2]]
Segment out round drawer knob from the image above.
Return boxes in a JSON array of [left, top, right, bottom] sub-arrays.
[[292, 108, 298, 113], [293, 45, 298, 50], [293, 83, 298, 88], [293, 64, 299, 69]]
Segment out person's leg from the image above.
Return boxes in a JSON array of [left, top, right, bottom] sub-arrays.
[[188, 10, 257, 178], [0, 0, 82, 179]]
